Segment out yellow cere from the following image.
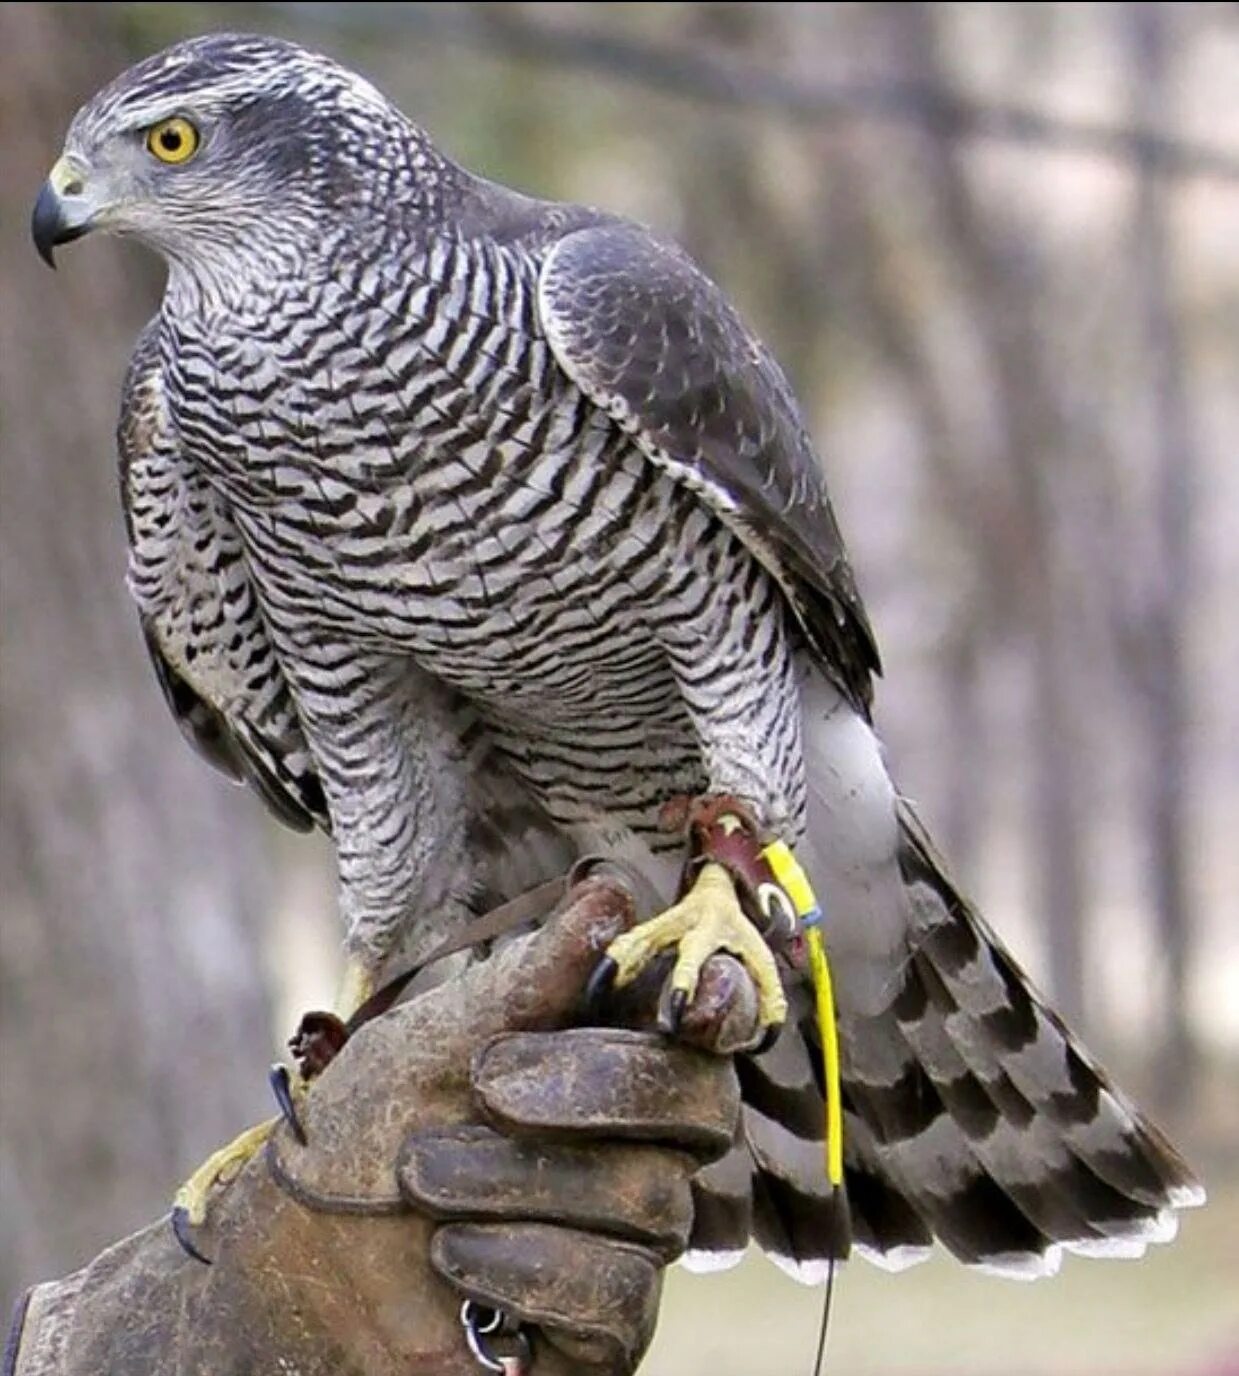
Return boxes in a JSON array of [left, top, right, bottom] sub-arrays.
[[147, 116, 199, 165]]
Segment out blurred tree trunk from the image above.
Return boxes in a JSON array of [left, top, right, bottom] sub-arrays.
[[1124, 3, 1197, 1109], [825, 140, 998, 875], [884, 2, 1092, 1028], [676, 3, 829, 388], [0, 3, 276, 1312]]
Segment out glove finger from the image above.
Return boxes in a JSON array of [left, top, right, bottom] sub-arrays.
[[398, 1125, 694, 1258], [402, 875, 637, 1046], [273, 878, 638, 1201], [473, 1028, 739, 1161], [431, 1221, 660, 1375]]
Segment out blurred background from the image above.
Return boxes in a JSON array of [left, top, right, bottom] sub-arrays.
[[1, 2, 1236, 1371]]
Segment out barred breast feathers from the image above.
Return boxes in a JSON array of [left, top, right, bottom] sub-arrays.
[[121, 320, 327, 830]]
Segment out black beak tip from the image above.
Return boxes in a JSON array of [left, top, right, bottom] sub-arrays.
[[31, 181, 68, 269], [32, 187, 60, 268]]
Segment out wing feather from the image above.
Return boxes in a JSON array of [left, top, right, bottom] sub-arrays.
[[538, 222, 880, 714]]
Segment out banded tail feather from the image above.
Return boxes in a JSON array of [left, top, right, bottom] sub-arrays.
[[688, 800, 1204, 1281]]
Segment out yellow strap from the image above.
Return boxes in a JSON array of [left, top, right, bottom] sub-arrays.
[[762, 841, 844, 1188], [806, 926, 844, 1186]]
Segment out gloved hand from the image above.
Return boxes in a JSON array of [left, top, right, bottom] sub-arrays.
[[5, 878, 758, 1376]]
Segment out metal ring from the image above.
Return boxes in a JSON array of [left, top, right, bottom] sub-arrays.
[[465, 1302, 504, 1337], [460, 1301, 508, 1372], [757, 881, 796, 933], [460, 1301, 505, 1371]]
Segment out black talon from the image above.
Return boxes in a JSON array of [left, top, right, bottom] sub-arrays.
[[269, 1063, 307, 1145], [584, 956, 619, 1012], [754, 1021, 783, 1056], [171, 1206, 213, 1265], [662, 987, 689, 1036]]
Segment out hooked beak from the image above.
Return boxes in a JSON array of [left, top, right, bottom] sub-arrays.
[[32, 156, 95, 267]]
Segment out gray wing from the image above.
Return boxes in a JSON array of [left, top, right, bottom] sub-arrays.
[[119, 323, 328, 833], [538, 222, 880, 715]]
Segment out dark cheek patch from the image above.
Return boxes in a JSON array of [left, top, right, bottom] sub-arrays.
[[226, 93, 329, 184]]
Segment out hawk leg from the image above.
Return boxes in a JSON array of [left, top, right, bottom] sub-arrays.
[[170, 958, 376, 1261], [600, 859, 788, 1033]]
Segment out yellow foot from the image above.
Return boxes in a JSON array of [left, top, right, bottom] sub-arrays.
[[171, 963, 378, 1262], [171, 1116, 279, 1260], [602, 861, 787, 1029]]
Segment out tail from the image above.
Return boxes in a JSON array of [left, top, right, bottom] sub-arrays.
[[688, 681, 1205, 1280]]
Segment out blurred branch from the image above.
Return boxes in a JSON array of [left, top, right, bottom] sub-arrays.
[[263, 1, 1239, 181]]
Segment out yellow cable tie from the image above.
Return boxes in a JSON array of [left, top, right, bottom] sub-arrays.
[[806, 926, 844, 1187], [761, 841, 844, 1188]]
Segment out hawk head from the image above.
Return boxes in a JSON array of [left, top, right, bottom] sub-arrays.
[[32, 33, 433, 272]]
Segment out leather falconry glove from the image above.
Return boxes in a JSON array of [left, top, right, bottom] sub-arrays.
[[5, 877, 758, 1376]]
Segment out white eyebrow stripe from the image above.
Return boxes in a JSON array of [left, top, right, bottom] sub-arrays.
[[112, 83, 255, 128]]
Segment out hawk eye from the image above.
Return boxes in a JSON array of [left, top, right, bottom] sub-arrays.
[[146, 116, 199, 165]]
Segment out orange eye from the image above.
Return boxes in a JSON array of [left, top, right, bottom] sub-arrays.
[[147, 117, 199, 165]]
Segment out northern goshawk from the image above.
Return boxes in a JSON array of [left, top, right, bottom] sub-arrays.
[[33, 32, 1202, 1279]]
